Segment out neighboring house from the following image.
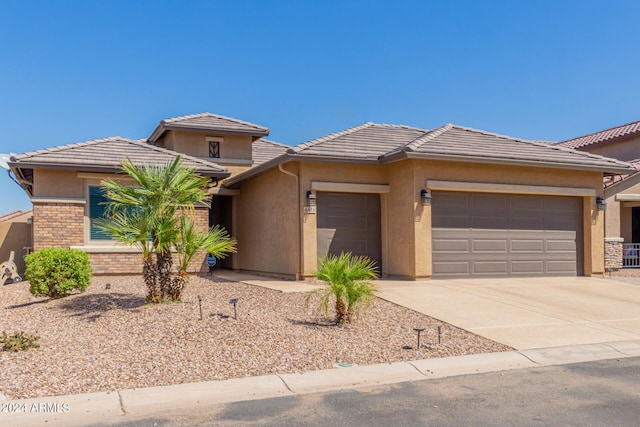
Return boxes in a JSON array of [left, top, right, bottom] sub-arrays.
[[558, 120, 640, 269], [8, 114, 634, 279], [0, 209, 32, 274]]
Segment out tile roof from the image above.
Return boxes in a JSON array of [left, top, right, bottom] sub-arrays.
[[558, 119, 640, 149], [291, 122, 427, 159], [149, 112, 269, 142], [0, 209, 32, 222], [252, 138, 289, 166], [10, 137, 229, 177], [225, 121, 635, 187], [404, 124, 633, 172]]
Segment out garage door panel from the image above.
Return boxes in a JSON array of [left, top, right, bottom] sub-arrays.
[[547, 240, 576, 252], [473, 261, 508, 274], [472, 194, 507, 210], [432, 239, 470, 252], [472, 216, 507, 229], [433, 261, 470, 275], [511, 261, 545, 274], [510, 239, 545, 252], [509, 216, 544, 229], [473, 240, 508, 253], [547, 260, 578, 273], [432, 191, 582, 278], [325, 214, 368, 230]]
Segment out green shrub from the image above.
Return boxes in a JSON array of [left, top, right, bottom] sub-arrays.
[[25, 248, 92, 298], [1, 331, 40, 352]]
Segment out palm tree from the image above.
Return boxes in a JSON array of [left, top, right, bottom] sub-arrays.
[[170, 216, 236, 301], [96, 208, 160, 302], [99, 157, 221, 303], [308, 252, 379, 325]]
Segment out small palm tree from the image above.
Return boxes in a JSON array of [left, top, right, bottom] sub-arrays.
[[170, 216, 236, 301], [308, 252, 379, 325], [99, 157, 215, 303]]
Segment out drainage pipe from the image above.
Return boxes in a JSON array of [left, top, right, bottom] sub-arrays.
[[278, 163, 303, 280]]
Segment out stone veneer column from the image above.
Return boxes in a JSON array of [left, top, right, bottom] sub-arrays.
[[604, 238, 623, 270]]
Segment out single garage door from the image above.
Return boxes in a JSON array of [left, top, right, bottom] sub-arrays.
[[317, 192, 382, 270], [432, 191, 583, 278]]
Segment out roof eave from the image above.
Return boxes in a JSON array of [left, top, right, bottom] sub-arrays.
[[402, 152, 635, 175], [8, 161, 230, 179], [149, 124, 270, 143]]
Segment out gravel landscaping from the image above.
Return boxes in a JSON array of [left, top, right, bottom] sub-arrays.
[[0, 275, 512, 399]]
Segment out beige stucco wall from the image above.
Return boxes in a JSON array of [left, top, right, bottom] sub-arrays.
[[33, 169, 83, 198], [585, 136, 640, 162], [159, 131, 253, 161], [235, 158, 605, 279], [234, 165, 299, 277]]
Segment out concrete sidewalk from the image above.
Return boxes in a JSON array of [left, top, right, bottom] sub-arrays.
[[2, 340, 640, 427]]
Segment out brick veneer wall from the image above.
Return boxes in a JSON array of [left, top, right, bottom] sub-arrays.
[[32, 202, 84, 249]]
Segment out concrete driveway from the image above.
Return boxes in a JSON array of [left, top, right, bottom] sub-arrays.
[[377, 276, 640, 350]]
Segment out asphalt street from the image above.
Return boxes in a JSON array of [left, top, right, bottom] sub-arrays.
[[89, 356, 640, 427]]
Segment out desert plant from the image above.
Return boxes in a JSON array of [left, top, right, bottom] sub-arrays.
[[1, 331, 40, 352], [25, 248, 92, 298], [98, 157, 210, 303], [170, 216, 236, 301], [307, 252, 378, 325]]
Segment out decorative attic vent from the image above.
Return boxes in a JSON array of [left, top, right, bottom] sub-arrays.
[[207, 136, 223, 158]]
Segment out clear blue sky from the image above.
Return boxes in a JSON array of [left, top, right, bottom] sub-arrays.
[[1, 0, 639, 212]]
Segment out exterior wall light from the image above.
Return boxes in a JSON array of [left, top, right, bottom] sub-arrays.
[[420, 189, 432, 206], [596, 196, 607, 211], [306, 190, 317, 207]]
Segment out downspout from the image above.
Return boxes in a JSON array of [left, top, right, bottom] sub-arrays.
[[278, 163, 303, 280]]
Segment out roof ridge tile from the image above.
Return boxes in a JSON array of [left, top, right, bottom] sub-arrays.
[[405, 123, 454, 151]]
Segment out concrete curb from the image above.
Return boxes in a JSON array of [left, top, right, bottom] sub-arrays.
[[2, 339, 639, 426]]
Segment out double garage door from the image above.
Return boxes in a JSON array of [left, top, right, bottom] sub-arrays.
[[315, 190, 583, 279], [432, 191, 583, 278]]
